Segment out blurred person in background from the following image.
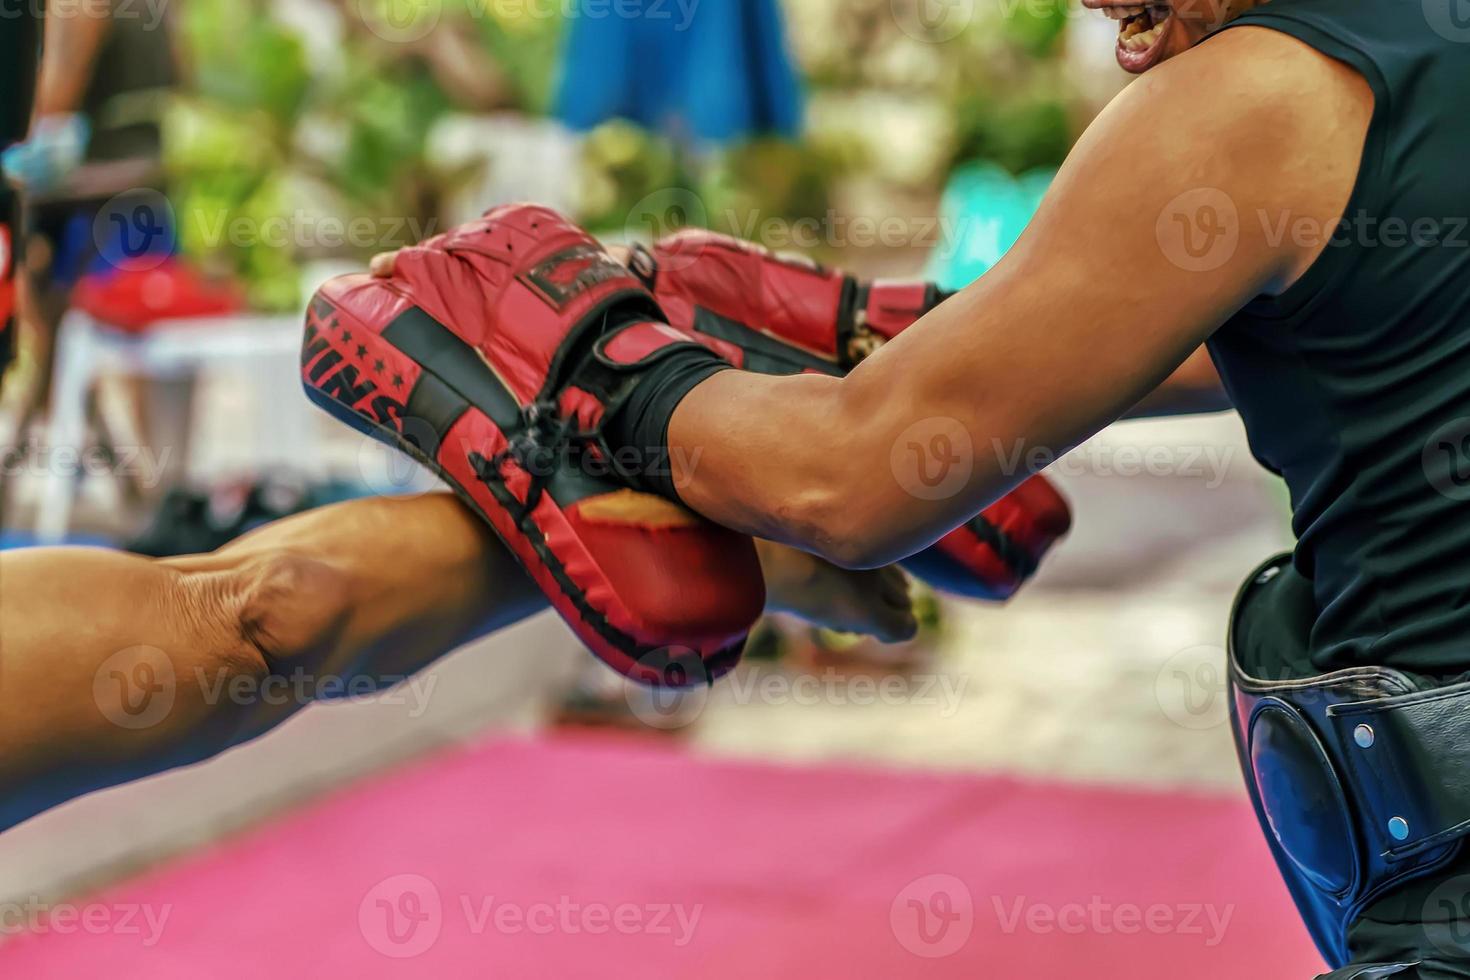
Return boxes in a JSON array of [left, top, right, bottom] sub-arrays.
[[0, 0, 238, 518], [6, 0, 178, 417]]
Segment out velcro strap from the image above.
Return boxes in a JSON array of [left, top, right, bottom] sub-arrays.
[[1328, 682, 1470, 859], [862, 280, 946, 340], [626, 242, 659, 291], [594, 320, 713, 372]]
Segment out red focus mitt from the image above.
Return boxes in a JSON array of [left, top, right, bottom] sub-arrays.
[[301, 205, 764, 686], [631, 229, 1072, 600]]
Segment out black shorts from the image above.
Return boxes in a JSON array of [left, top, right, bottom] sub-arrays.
[[1238, 568, 1470, 979]]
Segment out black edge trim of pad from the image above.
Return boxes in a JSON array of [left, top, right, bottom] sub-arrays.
[[400, 372, 469, 456], [382, 306, 521, 430], [836, 277, 862, 367], [480, 465, 736, 679], [593, 322, 708, 373], [960, 515, 1039, 579], [691, 308, 839, 377], [384, 303, 624, 512]]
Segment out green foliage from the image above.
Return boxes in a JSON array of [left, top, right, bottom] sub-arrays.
[[167, 0, 1084, 309], [1001, 0, 1071, 58], [701, 139, 845, 246], [576, 121, 686, 233], [951, 94, 1072, 177], [178, 0, 310, 127], [461, 0, 565, 113]]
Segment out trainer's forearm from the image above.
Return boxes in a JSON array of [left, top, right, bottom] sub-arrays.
[[669, 369, 859, 558], [666, 253, 1211, 568], [668, 342, 1004, 570]]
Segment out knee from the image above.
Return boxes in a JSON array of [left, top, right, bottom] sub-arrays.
[[173, 551, 351, 677], [232, 551, 352, 671]]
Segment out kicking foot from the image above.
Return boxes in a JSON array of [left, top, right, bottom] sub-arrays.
[[757, 540, 917, 643]]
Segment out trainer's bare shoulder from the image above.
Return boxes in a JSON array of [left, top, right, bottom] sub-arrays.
[[720, 29, 1378, 566]]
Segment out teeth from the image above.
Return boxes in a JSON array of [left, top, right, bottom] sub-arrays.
[[1121, 22, 1163, 49]]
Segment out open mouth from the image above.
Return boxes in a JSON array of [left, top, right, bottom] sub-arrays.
[[1100, 4, 1174, 71]]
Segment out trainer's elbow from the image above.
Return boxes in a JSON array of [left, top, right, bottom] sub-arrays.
[[775, 461, 909, 570], [822, 532, 900, 572], [777, 498, 889, 569]]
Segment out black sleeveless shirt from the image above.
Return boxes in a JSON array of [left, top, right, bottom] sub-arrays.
[[1206, 0, 1470, 675]]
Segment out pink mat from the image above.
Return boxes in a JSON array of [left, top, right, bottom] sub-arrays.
[[0, 734, 1325, 978]]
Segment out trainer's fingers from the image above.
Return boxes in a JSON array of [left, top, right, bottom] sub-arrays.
[[369, 250, 400, 278], [878, 608, 920, 645], [876, 565, 912, 609], [871, 577, 919, 643], [605, 244, 632, 265]]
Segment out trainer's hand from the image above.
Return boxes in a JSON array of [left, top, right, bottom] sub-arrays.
[[369, 244, 634, 279], [756, 540, 917, 644], [368, 250, 400, 278]]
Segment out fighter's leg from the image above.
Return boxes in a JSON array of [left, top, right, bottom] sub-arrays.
[[0, 488, 915, 832], [0, 491, 544, 832]]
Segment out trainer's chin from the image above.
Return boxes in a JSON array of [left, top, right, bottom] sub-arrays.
[[1116, 14, 1182, 73]]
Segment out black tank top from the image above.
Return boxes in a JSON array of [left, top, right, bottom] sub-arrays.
[[1205, 0, 1470, 675]]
